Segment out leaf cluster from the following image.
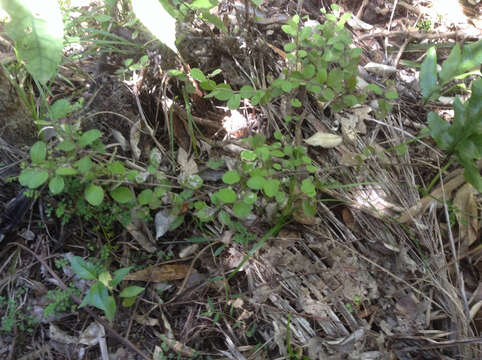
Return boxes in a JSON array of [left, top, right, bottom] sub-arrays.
[[69, 256, 144, 322], [421, 41, 482, 191]]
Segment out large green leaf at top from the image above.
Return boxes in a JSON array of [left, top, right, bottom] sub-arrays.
[[0, 0, 63, 84]]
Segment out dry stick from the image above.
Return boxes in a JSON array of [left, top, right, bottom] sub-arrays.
[[356, 0, 369, 19], [392, 13, 423, 68], [11, 242, 153, 360], [385, 0, 399, 60], [439, 167, 471, 329]]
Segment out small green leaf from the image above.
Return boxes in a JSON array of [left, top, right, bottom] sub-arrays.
[[427, 112, 453, 150], [222, 170, 241, 184], [343, 95, 358, 107], [56, 167, 77, 176], [240, 85, 255, 98], [284, 42, 296, 52], [49, 176, 64, 195], [263, 179, 280, 198], [19, 169, 49, 189], [227, 93, 241, 110], [111, 186, 135, 204], [247, 176, 264, 190], [111, 267, 132, 288], [302, 64, 315, 79], [69, 256, 98, 280], [216, 187, 237, 203], [385, 90, 398, 100], [281, 24, 297, 36], [241, 150, 257, 161], [190, 68, 206, 82], [119, 286, 145, 298], [30, 141, 47, 164], [301, 178, 316, 198], [290, 98, 302, 107], [108, 161, 126, 175], [302, 198, 316, 217], [243, 192, 257, 205], [56, 140, 76, 152], [84, 184, 104, 206], [78, 129, 103, 147], [321, 88, 335, 101], [76, 156, 92, 173], [233, 201, 252, 218], [137, 189, 153, 205], [420, 47, 439, 100], [79, 281, 116, 322]]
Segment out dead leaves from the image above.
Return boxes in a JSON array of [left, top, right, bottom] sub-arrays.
[[124, 264, 190, 282]]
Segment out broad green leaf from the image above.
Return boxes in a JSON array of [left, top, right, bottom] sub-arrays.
[[301, 178, 316, 197], [201, 11, 227, 33], [108, 161, 126, 175], [111, 267, 132, 288], [462, 161, 482, 193], [233, 201, 252, 219], [110, 186, 135, 204], [302, 198, 316, 217], [458, 40, 482, 75], [284, 42, 296, 52], [385, 90, 398, 100], [1, 0, 63, 84], [190, 68, 206, 82], [216, 187, 237, 203], [56, 167, 77, 176], [222, 170, 240, 184], [302, 64, 315, 79], [420, 47, 438, 100], [343, 94, 358, 107], [191, 0, 217, 9], [263, 179, 280, 198], [227, 93, 241, 110], [290, 98, 302, 107], [281, 24, 297, 36], [316, 68, 327, 84], [427, 112, 452, 150], [19, 168, 49, 189], [466, 77, 482, 128], [439, 44, 462, 85], [247, 176, 264, 190], [241, 150, 257, 161], [240, 85, 255, 98], [79, 281, 116, 322], [78, 129, 102, 147], [30, 141, 46, 164], [243, 192, 257, 205], [69, 256, 98, 280], [137, 189, 153, 205], [321, 87, 335, 101], [76, 156, 92, 173], [84, 184, 104, 206], [119, 286, 145, 298], [49, 176, 64, 194], [48, 99, 77, 121], [56, 140, 76, 152]]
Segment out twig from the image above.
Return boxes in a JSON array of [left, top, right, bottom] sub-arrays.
[[11, 242, 153, 360]]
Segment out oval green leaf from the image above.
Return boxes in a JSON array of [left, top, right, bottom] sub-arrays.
[[85, 184, 104, 206], [110, 186, 135, 204], [49, 176, 64, 195]]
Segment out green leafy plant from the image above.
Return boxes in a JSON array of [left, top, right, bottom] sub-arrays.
[[68, 255, 143, 322], [420, 40, 482, 191]]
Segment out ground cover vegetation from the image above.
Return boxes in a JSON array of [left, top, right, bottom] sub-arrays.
[[0, 0, 481, 359]]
